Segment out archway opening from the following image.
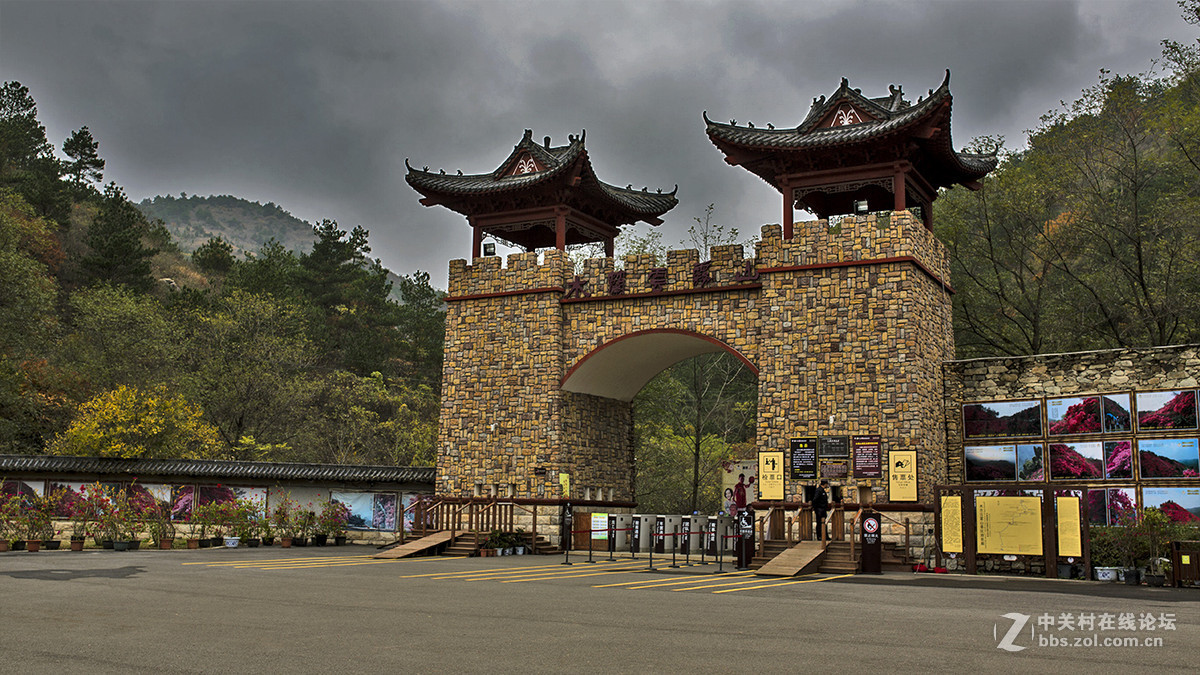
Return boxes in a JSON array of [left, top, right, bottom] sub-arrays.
[[561, 330, 758, 514]]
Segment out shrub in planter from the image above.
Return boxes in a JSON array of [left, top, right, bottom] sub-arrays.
[[316, 496, 350, 544]]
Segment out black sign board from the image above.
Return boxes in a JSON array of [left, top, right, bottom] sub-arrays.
[[790, 438, 818, 479], [631, 515, 642, 553], [861, 511, 882, 574], [852, 434, 883, 479], [820, 459, 849, 479], [820, 435, 850, 458]]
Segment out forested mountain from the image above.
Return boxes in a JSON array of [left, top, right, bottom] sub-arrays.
[[0, 80, 444, 466], [137, 194, 315, 257], [936, 1, 1200, 358]]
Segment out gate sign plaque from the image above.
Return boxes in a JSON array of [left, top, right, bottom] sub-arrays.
[[758, 451, 785, 500], [820, 435, 850, 458], [852, 434, 882, 479], [790, 438, 818, 479]]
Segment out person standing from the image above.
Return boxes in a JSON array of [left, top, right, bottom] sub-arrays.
[[813, 480, 830, 541]]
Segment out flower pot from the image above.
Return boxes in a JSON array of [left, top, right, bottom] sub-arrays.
[[1145, 573, 1167, 587], [0, 540, 9, 552], [12, 540, 26, 551], [280, 537, 293, 548], [1093, 566, 1119, 582], [1057, 563, 1074, 579], [113, 540, 130, 552], [480, 548, 496, 557], [244, 538, 260, 548], [1123, 568, 1141, 585], [41, 540, 61, 551], [334, 535, 346, 546], [187, 538, 200, 549], [224, 537, 240, 548], [128, 540, 141, 551], [292, 537, 308, 547], [209, 537, 222, 547], [312, 534, 328, 546], [101, 540, 113, 550], [70, 539, 85, 552], [158, 538, 174, 550], [25, 540, 40, 553], [198, 538, 211, 548], [261, 536, 275, 546]]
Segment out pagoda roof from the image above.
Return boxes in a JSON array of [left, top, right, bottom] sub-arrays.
[[704, 71, 997, 191], [405, 129, 678, 226]]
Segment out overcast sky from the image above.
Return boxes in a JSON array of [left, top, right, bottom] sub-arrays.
[[2, 0, 1194, 287]]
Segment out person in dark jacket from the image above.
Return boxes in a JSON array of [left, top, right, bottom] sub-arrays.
[[813, 480, 830, 541]]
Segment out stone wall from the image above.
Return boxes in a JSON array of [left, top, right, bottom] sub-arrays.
[[943, 344, 1200, 482], [437, 210, 954, 505]]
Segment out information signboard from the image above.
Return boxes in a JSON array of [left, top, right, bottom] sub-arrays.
[[591, 512, 608, 540], [1056, 496, 1082, 558], [975, 496, 1043, 555], [888, 450, 918, 502], [819, 459, 849, 479], [790, 438, 818, 479], [852, 435, 882, 479], [940, 495, 963, 553], [758, 451, 785, 500], [820, 435, 850, 458]]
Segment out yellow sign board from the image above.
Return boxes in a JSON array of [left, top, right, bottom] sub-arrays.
[[888, 450, 918, 502], [758, 451, 785, 500], [559, 472, 570, 498], [1056, 496, 1082, 558], [976, 496, 1043, 555], [1183, 555, 1191, 566], [940, 495, 963, 553]]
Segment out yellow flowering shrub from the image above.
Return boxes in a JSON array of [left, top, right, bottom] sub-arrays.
[[49, 385, 225, 459]]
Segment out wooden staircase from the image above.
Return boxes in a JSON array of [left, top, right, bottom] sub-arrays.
[[819, 541, 858, 574], [744, 537, 917, 576]]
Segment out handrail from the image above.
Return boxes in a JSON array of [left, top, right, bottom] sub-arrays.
[[849, 508, 865, 564], [756, 506, 778, 557]]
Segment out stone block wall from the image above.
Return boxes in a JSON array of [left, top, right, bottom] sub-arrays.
[[943, 345, 1200, 481], [437, 210, 953, 505]]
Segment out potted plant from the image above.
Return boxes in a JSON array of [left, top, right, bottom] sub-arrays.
[[258, 501, 275, 546], [1088, 526, 1121, 581], [271, 497, 297, 548], [316, 496, 350, 546], [293, 509, 315, 547], [0, 490, 17, 552], [1112, 506, 1147, 584], [1140, 508, 1176, 587], [145, 501, 176, 550]]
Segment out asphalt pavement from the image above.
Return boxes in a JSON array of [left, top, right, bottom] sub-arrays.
[[2, 545, 1196, 673]]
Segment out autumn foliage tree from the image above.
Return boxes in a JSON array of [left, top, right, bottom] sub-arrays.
[[48, 385, 225, 459]]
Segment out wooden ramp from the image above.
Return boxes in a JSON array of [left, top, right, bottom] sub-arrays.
[[371, 531, 454, 559], [755, 541, 830, 577]]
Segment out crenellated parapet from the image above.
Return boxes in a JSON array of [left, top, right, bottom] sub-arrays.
[[445, 209, 949, 302]]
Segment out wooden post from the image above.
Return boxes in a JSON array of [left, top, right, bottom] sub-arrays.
[[555, 209, 567, 250], [965, 489, 977, 574], [893, 167, 906, 212], [782, 181, 794, 240], [1043, 488, 1057, 579], [472, 225, 483, 259], [604, 237, 614, 258]]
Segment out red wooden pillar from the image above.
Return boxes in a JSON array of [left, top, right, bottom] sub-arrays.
[[555, 209, 567, 251], [471, 223, 483, 259], [893, 166, 906, 213], [604, 237, 614, 258], [781, 179, 794, 240]]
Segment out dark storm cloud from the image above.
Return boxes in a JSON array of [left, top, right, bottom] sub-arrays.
[[1, 0, 1193, 286]]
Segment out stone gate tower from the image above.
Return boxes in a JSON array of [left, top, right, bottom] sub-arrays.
[[409, 74, 995, 511]]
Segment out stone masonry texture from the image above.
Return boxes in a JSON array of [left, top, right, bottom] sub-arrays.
[[436, 211, 955, 504]]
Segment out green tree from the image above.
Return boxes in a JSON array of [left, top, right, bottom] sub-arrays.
[[82, 183, 157, 291], [393, 271, 445, 389], [192, 236, 236, 274], [61, 126, 104, 193], [0, 81, 67, 222]]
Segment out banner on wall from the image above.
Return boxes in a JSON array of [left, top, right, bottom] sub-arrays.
[[888, 450, 918, 502], [722, 460, 757, 516]]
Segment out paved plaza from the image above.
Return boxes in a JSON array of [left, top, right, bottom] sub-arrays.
[[2, 546, 1197, 673]]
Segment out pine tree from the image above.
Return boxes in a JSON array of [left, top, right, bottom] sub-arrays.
[[62, 126, 104, 192], [82, 183, 157, 291]]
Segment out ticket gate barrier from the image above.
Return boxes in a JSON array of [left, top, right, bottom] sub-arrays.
[[658, 515, 681, 553], [607, 514, 631, 552], [633, 514, 653, 553]]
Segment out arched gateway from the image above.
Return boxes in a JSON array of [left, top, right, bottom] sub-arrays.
[[407, 75, 996, 540]]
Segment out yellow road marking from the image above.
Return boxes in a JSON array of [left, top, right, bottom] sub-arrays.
[[399, 560, 607, 579], [613, 573, 755, 590], [186, 555, 372, 567], [443, 561, 644, 582], [500, 566, 646, 583], [591, 572, 747, 589], [711, 573, 854, 593], [666, 575, 807, 592]]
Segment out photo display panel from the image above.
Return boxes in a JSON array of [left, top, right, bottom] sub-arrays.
[[962, 400, 1043, 439]]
